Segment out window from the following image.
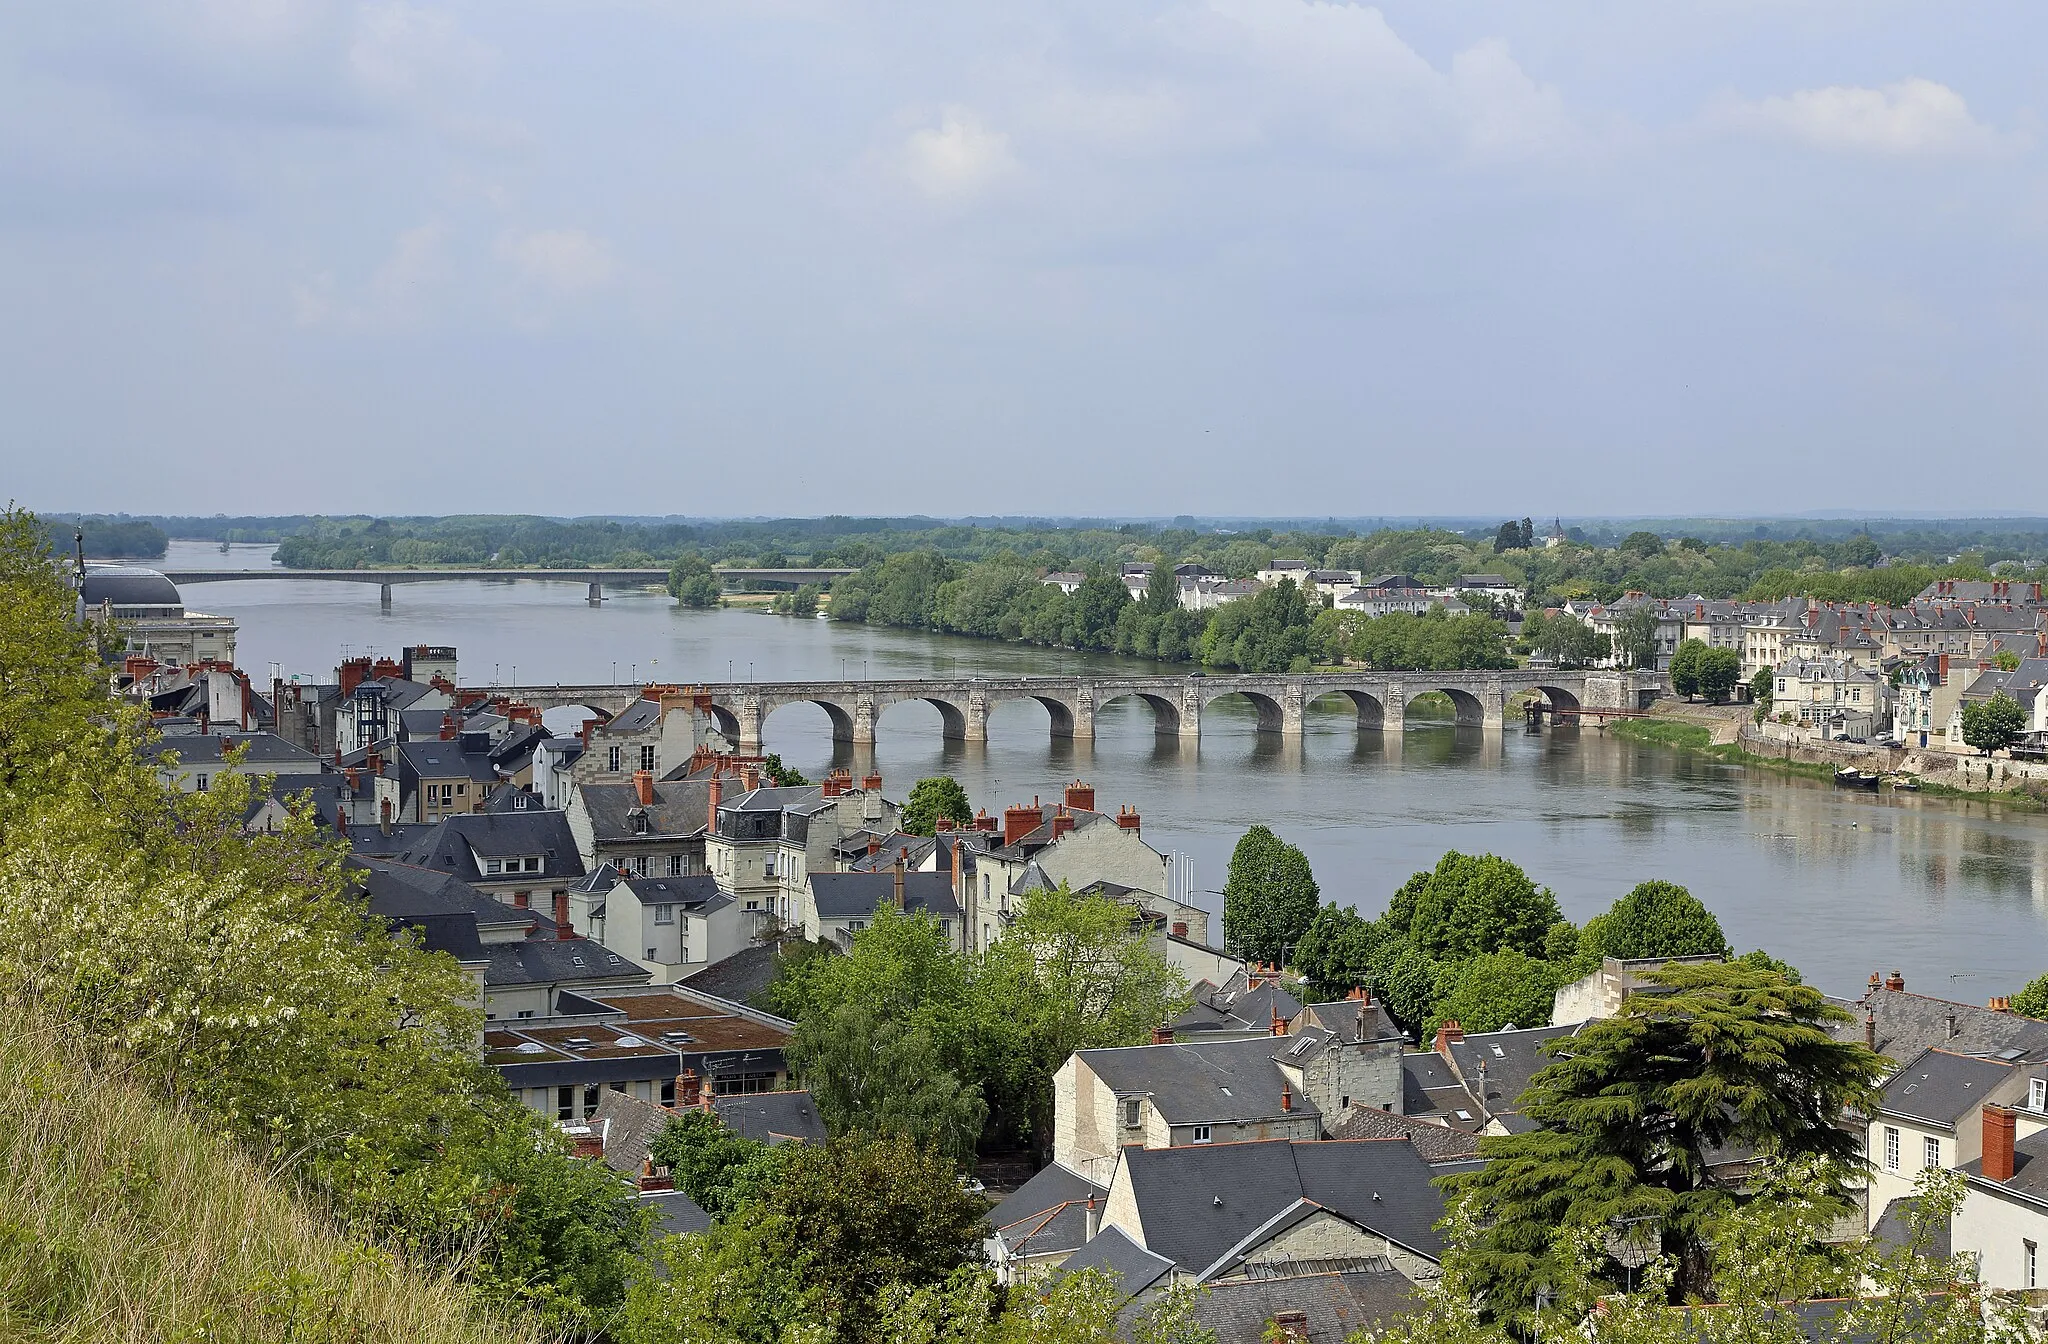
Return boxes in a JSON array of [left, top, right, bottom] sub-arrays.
[[713, 1073, 775, 1095], [195, 773, 209, 792], [582, 1084, 600, 1116], [1883, 1126, 1900, 1172], [660, 1077, 676, 1106], [764, 858, 776, 878], [653, 904, 676, 925], [516, 1009, 534, 1019], [486, 859, 502, 874], [524, 857, 540, 873], [1924, 1135, 1941, 1169], [455, 783, 465, 796], [1192, 1124, 1212, 1144], [647, 947, 657, 958], [634, 856, 649, 877], [557, 1086, 574, 1121], [1123, 1099, 1142, 1129], [2027, 1240, 2038, 1290], [2031, 1078, 2046, 1113], [607, 746, 622, 772], [669, 854, 684, 877]]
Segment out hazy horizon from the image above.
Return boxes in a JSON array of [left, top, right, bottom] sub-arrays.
[[5, 3, 2044, 517]]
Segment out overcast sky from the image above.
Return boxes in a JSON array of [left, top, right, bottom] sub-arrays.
[[3, 2, 2043, 519]]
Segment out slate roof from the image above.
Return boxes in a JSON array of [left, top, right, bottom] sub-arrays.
[[485, 786, 551, 814], [1115, 1138, 1447, 1274], [383, 811, 587, 883], [992, 1162, 1107, 1260], [643, 1189, 712, 1238], [156, 732, 323, 768], [1835, 986, 2048, 1067], [1326, 1105, 1484, 1164], [1173, 971, 1305, 1038], [600, 698, 664, 735], [1079, 1036, 1319, 1128], [1870, 1196, 1951, 1261], [1060, 1225, 1173, 1296], [679, 944, 784, 1005], [1400, 1054, 1483, 1129], [82, 565, 182, 608], [620, 873, 727, 914], [808, 871, 961, 920], [590, 1088, 676, 1177], [1878, 1048, 2022, 1128], [1960, 1126, 2048, 1203], [398, 740, 499, 783], [713, 1090, 827, 1145], [1185, 1267, 1418, 1344], [578, 778, 712, 840], [1297, 1000, 1406, 1047], [1444, 1023, 1582, 1116]]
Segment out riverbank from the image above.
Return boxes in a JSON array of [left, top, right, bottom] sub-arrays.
[[1608, 716, 2048, 808]]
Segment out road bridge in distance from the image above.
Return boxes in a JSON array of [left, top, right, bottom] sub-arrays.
[[162, 566, 856, 605], [479, 670, 1666, 751]]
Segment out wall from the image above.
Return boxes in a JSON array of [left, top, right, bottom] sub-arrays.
[[1299, 1038, 1404, 1117], [1242, 1210, 1440, 1284], [1953, 1185, 2048, 1292]]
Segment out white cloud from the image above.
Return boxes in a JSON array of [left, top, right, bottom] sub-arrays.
[[498, 228, 617, 296], [901, 108, 1018, 199], [1715, 78, 2003, 156]]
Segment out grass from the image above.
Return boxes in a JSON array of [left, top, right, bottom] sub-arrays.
[[1609, 719, 1713, 750], [0, 1022, 546, 1344]]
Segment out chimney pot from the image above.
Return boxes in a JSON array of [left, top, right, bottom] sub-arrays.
[[633, 769, 655, 806], [1864, 1011, 1876, 1051], [1280, 1084, 1293, 1113], [1063, 780, 1096, 812], [1434, 1019, 1465, 1055], [1885, 970, 1905, 992], [1985, 1105, 2017, 1182]]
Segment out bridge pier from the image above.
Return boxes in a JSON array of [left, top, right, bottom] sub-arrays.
[[1383, 682, 1406, 733], [588, 582, 604, 605], [1482, 679, 1506, 732], [1280, 682, 1306, 737], [1178, 684, 1203, 740], [734, 695, 763, 753], [964, 691, 989, 743], [379, 582, 392, 609], [1071, 688, 1094, 741], [853, 694, 876, 747]]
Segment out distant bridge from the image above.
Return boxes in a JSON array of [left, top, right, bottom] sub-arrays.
[[477, 670, 1665, 751], [163, 566, 856, 603]]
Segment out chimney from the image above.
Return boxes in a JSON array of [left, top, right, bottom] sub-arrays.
[[554, 891, 574, 939], [344, 766, 360, 789], [379, 798, 392, 836], [707, 777, 722, 834], [368, 750, 383, 776], [935, 816, 953, 832], [892, 854, 906, 910], [1946, 1013, 1958, 1041], [1116, 805, 1141, 833], [862, 773, 883, 793], [973, 809, 997, 833], [1885, 970, 1905, 992], [1280, 1084, 1293, 1113], [1865, 1011, 1876, 1051], [440, 711, 457, 741], [1990, 996, 2014, 1013], [677, 1069, 702, 1107], [1271, 1008, 1287, 1037], [1064, 780, 1096, 813], [1271, 1311, 1310, 1344], [1152, 1023, 1175, 1046], [1985, 1105, 2017, 1182], [1434, 1019, 1465, 1056], [633, 769, 655, 806], [638, 1157, 673, 1193], [334, 804, 347, 838], [1051, 808, 1076, 839], [1085, 1197, 1100, 1242], [951, 836, 964, 897], [740, 764, 759, 792], [867, 836, 881, 857], [1002, 803, 1040, 848]]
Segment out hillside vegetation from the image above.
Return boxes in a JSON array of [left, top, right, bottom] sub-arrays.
[[0, 1023, 539, 1344]]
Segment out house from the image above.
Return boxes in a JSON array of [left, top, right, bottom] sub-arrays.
[[1177, 1266, 1418, 1344], [1053, 992, 1406, 1181], [1324, 1103, 1483, 1164], [1864, 1047, 2042, 1216], [572, 689, 732, 785], [1181, 577, 1264, 612], [1255, 560, 1314, 586], [396, 737, 502, 822], [363, 808, 587, 912], [1424, 1020, 1585, 1134], [706, 771, 899, 932], [570, 863, 746, 984], [1948, 657, 2048, 748], [565, 768, 716, 883], [804, 867, 962, 949], [1573, 594, 1683, 671], [1894, 654, 1962, 748], [1042, 571, 1087, 594], [1338, 576, 1452, 619], [1170, 967, 1304, 1041], [582, 1090, 714, 1238], [1772, 658, 1890, 739], [1835, 971, 2048, 1068], [988, 1161, 1111, 1283], [152, 730, 323, 794], [1953, 1097, 2048, 1292], [1089, 1137, 1455, 1289]]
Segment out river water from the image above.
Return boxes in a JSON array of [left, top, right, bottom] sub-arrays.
[[173, 541, 2048, 999]]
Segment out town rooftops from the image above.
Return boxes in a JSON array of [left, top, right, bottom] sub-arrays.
[[990, 1161, 1108, 1262], [1172, 969, 1305, 1038], [597, 698, 664, 735], [1835, 980, 2048, 1066], [1878, 1048, 2024, 1128], [1442, 1022, 1584, 1117], [1079, 1035, 1319, 1129], [1326, 1104, 1485, 1164], [808, 871, 962, 921], [713, 1090, 827, 1145], [1960, 1126, 2048, 1203], [397, 740, 499, 783], [580, 777, 713, 839], [1400, 1053, 1483, 1129], [381, 810, 587, 884], [1182, 1266, 1417, 1344], [1115, 1138, 1448, 1275], [1062, 1225, 1174, 1296], [154, 731, 322, 768], [679, 943, 784, 1004]]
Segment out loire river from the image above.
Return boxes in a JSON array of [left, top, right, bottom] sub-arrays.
[[175, 541, 2048, 999]]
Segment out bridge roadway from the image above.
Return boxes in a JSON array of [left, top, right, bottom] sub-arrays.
[[161, 566, 856, 603], [478, 670, 1665, 751]]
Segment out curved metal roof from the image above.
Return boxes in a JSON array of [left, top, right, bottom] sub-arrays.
[[81, 565, 182, 609]]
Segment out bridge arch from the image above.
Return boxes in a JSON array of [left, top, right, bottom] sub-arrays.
[[704, 701, 744, 742], [982, 691, 1079, 739], [1305, 687, 1385, 730], [875, 694, 971, 740], [1095, 690, 1183, 736], [758, 697, 857, 743], [1533, 684, 1582, 718], [1402, 685, 1489, 727], [1201, 688, 1288, 733]]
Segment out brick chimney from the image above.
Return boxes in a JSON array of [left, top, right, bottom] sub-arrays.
[[740, 764, 760, 792], [1271, 1008, 1287, 1037], [973, 809, 997, 832], [334, 804, 347, 838], [867, 836, 881, 857], [676, 1069, 702, 1107], [1064, 779, 1095, 812], [513, 890, 530, 909], [1280, 1084, 1293, 1113], [633, 769, 655, 806], [1271, 1311, 1310, 1344], [1885, 970, 1905, 992], [935, 816, 954, 832], [1989, 996, 2014, 1013], [1116, 805, 1141, 833], [951, 836, 964, 898], [707, 777, 722, 833], [862, 773, 883, 793], [367, 750, 383, 777], [892, 853, 906, 910], [1985, 1105, 2017, 1182], [1051, 808, 1076, 839], [1152, 1023, 1175, 1045], [440, 711, 457, 740], [1002, 803, 1040, 848], [554, 891, 574, 939], [1434, 1019, 1465, 1056]]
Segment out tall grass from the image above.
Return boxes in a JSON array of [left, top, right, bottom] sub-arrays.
[[0, 1023, 549, 1344]]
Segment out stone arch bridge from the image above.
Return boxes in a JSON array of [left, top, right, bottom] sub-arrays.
[[488, 670, 1663, 751]]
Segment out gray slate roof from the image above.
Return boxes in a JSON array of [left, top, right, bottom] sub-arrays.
[[1116, 1138, 1447, 1274], [1401, 1054, 1483, 1129], [1444, 1023, 1583, 1116], [1060, 1225, 1172, 1296], [1326, 1104, 1484, 1163], [1079, 1036, 1320, 1128], [713, 1091, 827, 1145], [1961, 1126, 2048, 1201], [643, 1189, 712, 1238], [1836, 986, 2048, 1067], [1185, 1267, 1418, 1344], [992, 1162, 1107, 1259], [156, 731, 322, 768], [382, 810, 587, 883], [1173, 971, 1305, 1037], [808, 871, 961, 920], [1878, 1047, 2022, 1128], [1871, 1196, 1951, 1261], [578, 777, 712, 840], [680, 944, 784, 1005]]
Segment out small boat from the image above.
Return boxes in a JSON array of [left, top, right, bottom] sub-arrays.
[[1834, 768, 1880, 790], [1888, 776, 1920, 792]]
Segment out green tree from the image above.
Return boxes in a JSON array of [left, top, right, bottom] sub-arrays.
[[1619, 531, 1666, 558], [2009, 970, 2048, 1019], [1749, 665, 1776, 722], [1430, 950, 1557, 1035], [790, 1003, 988, 1165], [1667, 639, 1706, 699], [1446, 962, 1887, 1306], [1697, 645, 1741, 702], [1578, 881, 1729, 963], [648, 1108, 790, 1218], [1616, 607, 1664, 669], [761, 753, 809, 787], [1294, 904, 1382, 1000], [902, 776, 973, 836], [1221, 825, 1321, 964], [1961, 690, 2028, 754], [1144, 562, 1180, 615], [1381, 852, 1561, 964], [1495, 521, 1524, 552], [1994, 649, 2022, 672], [668, 551, 722, 608]]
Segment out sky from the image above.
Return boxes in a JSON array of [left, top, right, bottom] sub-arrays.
[[3, 1, 2044, 519]]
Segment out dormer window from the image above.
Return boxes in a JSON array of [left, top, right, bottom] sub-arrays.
[[1123, 1098, 1142, 1129], [2031, 1078, 2047, 1113]]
